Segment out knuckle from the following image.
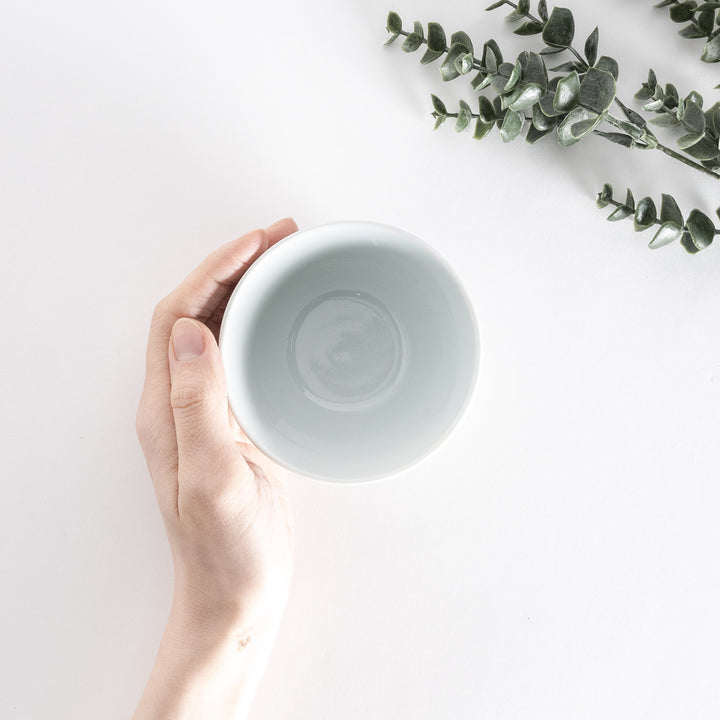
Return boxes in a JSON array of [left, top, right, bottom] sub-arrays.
[[170, 384, 209, 415]]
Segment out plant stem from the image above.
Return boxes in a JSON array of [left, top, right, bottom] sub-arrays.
[[499, 0, 589, 70], [604, 114, 720, 180]]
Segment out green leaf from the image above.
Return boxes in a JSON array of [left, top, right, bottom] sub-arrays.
[[542, 7, 575, 48], [384, 33, 400, 46], [649, 222, 683, 248], [660, 194, 684, 225], [607, 204, 633, 221], [515, 20, 545, 35], [634, 197, 657, 230], [595, 130, 635, 147], [686, 90, 704, 107], [532, 103, 555, 131], [483, 39, 503, 68], [579, 67, 616, 114], [507, 83, 544, 111], [596, 182, 613, 208], [478, 95, 497, 122], [500, 110, 525, 141], [553, 71, 581, 112], [687, 208, 715, 249], [517, 0, 530, 15], [473, 117, 494, 139], [440, 44, 468, 80], [427, 22, 447, 52], [387, 11, 402, 34], [549, 61, 583, 73], [421, 47, 444, 63], [431, 94, 447, 116], [649, 113, 681, 127], [451, 31, 474, 54], [679, 100, 707, 134], [454, 51, 474, 74], [402, 33, 423, 52], [538, 0, 549, 22], [683, 135, 720, 160], [456, 99, 472, 131], [433, 114, 447, 130], [526, 124, 555, 143], [681, 231, 701, 254], [670, 2, 696, 22], [557, 106, 602, 146], [625, 188, 636, 212], [485, 0, 506, 10], [471, 71, 492, 91], [491, 62, 516, 93], [519, 50, 548, 91], [505, 59, 523, 93], [702, 33, 720, 61], [585, 27, 599, 66]]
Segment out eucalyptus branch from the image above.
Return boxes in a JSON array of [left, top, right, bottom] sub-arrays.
[[654, 0, 720, 63], [597, 183, 720, 253], [384, 2, 720, 252]]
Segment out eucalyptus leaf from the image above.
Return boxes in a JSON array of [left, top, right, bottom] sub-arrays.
[[649, 222, 683, 248], [554, 71, 581, 112], [702, 33, 720, 61], [585, 27, 599, 66], [514, 20, 545, 35], [542, 7, 575, 48], [649, 113, 681, 127], [625, 188, 635, 212], [594, 130, 635, 147], [680, 100, 707, 134], [595, 56, 619, 80], [538, 0, 549, 22], [402, 33, 423, 52], [532, 102, 555, 131], [454, 51, 474, 75], [451, 31, 474, 54], [634, 197, 657, 231], [682, 135, 720, 160], [431, 94, 447, 116], [478, 95, 497, 123], [680, 232, 701, 254], [557, 106, 601, 145], [607, 204, 634, 221], [500, 110, 525, 141], [670, 2, 696, 22], [596, 183, 613, 208], [505, 59, 523, 94], [427, 22, 447, 52], [660, 194, 684, 225], [579, 67, 616, 114], [433, 114, 447, 130], [526, 124, 555, 143], [507, 83, 544, 111], [440, 44, 468, 80], [473, 118, 494, 139], [485, 0, 506, 10], [387, 11, 402, 34], [456, 100, 473, 132], [421, 47, 445, 63], [687, 208, 715, 249]]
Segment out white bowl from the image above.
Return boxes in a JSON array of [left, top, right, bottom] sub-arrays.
[[219, 221, 480, 483]]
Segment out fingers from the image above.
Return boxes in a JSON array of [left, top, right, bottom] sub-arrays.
[[137, 219, 297, 500]]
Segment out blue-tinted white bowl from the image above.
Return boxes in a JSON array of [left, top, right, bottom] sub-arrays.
[[219, 221, 480, 483]]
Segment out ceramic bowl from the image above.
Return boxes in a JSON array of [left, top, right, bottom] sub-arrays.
[[219, 221, 480, 483]]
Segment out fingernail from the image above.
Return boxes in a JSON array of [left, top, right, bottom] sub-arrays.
[[172, 319, 205, 361], [267, 217, 295, 231]]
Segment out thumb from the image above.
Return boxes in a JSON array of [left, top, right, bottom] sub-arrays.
[[168, 318, 236, 470]]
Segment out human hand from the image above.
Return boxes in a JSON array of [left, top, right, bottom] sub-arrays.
[[133, 218, 298, 719]]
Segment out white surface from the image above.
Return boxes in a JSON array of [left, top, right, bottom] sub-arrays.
[[2, 1, 720, 718]]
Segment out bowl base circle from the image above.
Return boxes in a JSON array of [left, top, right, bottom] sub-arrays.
[[287, 289, 404, 412]]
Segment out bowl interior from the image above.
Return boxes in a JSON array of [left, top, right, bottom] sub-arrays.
[[220, 223, 479, 482]]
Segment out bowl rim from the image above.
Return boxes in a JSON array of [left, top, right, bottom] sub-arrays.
[[219, 220, 482, 484]]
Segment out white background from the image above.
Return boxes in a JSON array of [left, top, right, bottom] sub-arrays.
[[2, 0, 720, 717]]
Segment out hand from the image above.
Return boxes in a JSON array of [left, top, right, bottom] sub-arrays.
[[133, 218, 298, 719]]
